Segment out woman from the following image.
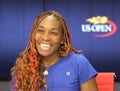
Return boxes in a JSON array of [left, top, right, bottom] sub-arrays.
[[11, 10, 98, 91]]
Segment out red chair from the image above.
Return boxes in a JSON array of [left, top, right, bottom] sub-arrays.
[[95, 72, 115, 91]]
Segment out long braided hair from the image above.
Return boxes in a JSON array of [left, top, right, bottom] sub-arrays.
[[11, 10, 80, 91]]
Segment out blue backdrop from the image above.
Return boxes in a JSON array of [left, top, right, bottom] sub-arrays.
[[0, 0, 120, 80]]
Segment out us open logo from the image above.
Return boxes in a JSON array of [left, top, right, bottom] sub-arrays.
[[81, 16, 117, 38]]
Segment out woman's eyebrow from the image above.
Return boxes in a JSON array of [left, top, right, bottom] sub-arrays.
[[37, 26, 43, 28], [38, 26, 59, 30]]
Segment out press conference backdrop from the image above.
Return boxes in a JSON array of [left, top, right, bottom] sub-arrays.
[[0, 0, 120, 80]]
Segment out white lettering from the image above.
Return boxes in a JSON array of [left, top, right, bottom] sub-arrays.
[[81, 24, 112, 32]]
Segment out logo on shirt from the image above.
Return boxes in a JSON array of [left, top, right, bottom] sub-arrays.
[[66, 72, 70, 76]]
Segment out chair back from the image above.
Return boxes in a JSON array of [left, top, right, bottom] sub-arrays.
[[95, 72, 115, 91]]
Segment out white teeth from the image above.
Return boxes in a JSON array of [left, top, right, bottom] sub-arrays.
[[41, 44, 50, 47], [40, 43, 50, 50]]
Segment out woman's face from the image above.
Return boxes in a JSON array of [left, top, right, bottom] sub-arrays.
[[35, 15, 63, 57]]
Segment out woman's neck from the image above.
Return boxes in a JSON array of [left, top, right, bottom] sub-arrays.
[[42, 54, 60, 67]]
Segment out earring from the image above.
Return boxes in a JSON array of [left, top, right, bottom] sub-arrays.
[[61, 41, 64, 44]]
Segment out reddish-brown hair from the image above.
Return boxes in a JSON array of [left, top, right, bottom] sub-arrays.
[[11, 10, 80, 91]]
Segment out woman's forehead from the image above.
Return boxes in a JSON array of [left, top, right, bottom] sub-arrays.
[[38, 15, 61, 28]]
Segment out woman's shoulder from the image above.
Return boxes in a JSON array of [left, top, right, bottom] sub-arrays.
[[68, 52, 87, 60], [66, 52, 89, 64]]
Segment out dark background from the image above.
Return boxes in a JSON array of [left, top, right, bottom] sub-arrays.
[[0, 0, 120, 81]]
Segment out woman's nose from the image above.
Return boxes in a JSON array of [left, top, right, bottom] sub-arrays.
[[42, 32, 50, 41]]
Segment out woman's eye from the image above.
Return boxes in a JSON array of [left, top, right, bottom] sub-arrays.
[[37, 29, 44, 33], [51, 31, 58, 35]]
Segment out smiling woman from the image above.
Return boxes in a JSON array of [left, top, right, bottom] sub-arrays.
[[10, 10, 98, 91], [35, 14, 63, 57]]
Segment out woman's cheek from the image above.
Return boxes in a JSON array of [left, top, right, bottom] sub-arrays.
[[35, 34, 40, 40]]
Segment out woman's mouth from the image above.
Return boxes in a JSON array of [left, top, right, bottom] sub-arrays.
[[40, 43, 51, 51]]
